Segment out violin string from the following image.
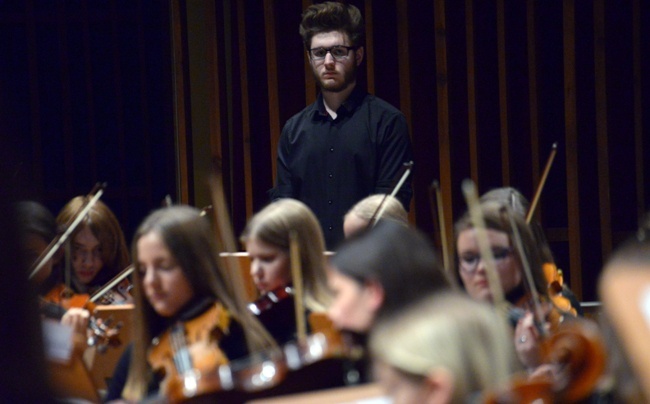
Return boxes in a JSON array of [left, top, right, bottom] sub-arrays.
[[171, 324, 191, 374]]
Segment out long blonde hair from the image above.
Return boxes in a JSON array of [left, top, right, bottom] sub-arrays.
[[241, 199, 332, 312], [370, 292, 516, 403]]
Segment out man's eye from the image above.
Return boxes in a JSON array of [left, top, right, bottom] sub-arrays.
[[312, 49, 326, 57], [331, 47, 348, 57]]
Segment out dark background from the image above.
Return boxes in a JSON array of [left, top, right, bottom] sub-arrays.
[[1, 0, 648, 301]]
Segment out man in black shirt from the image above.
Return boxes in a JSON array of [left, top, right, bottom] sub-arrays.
[[272, 2, 414, 249]]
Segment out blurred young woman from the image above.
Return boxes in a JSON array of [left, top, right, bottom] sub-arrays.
[[454, 201, 560, 376], [598, 217, 650, 402], [16, 200, 58, 289], [49, 196, 130, 301], [241, 198, 332, 345], [370, 292, 516, 404], [108, 205, 275, 401], [328, 220, 451, 334], [480, 186, 582, 316], [16, 200, 91, 357]]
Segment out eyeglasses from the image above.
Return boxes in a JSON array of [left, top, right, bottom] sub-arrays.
[[458, 247, 513, 274], [308, 45, 357, 61]]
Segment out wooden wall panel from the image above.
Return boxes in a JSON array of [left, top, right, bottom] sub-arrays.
[[5, 0, 649, 301], [1, 0, 175, 241]]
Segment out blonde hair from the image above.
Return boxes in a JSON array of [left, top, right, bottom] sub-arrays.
[[370, 292, 516, 403], [345, 194, 407, 225], [242, 199, 332, 312]]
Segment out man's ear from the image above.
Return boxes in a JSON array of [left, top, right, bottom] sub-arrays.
[[355, 46, 364, 66], [424, 368, 455, 404], [364, 278, 385, 311]]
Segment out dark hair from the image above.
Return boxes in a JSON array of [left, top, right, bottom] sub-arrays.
[[331, 220, 451, 320], [56, 196, 130, 288], [299, 1, 365, 50], [15, 201, 57, 243]]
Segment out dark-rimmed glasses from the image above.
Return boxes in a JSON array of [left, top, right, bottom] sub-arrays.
[[308, 45, 357, 61], [458, 246, 513, 274]]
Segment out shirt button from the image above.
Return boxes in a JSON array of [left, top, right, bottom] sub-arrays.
[[328, 226, 333, 231], [328, 174, 333, 179], [329, 147, 334, 152], [328, 200, 333, 204]]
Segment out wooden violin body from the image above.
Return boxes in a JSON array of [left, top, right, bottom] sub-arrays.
[[485, 317, 606, 403], [147, 302, 232, 402]]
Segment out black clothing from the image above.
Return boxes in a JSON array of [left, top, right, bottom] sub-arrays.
[[272, 85, 414, 249]]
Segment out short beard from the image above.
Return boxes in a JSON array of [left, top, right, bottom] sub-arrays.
[[314, 62, 357, 93]]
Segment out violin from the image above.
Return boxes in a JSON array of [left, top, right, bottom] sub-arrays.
[[483, 317, 607, 403], [147, 301, 232, 403], [40, 284, 122, 353], [43, 283, 95, 312], [247, 285, 294, 316]]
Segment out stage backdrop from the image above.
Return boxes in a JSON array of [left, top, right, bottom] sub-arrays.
[[2, 0, 648, 301]]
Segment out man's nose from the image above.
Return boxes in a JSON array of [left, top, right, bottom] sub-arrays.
[[323, 51, 336, 65]]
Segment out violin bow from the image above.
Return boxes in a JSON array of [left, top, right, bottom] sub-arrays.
[[289, 230, 307, 344], [207, 168, 250, 309], [526, 142, 558, 224], [88, 265, 134, 304], [461, 180, 506, 309], [430, 180, 452, 277], [368, 161, 414, 227], [29, 182, 107, 281], [501, 207, 549, 338]]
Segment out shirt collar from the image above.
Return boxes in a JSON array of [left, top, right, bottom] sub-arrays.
[[312, 84, 366, 120]]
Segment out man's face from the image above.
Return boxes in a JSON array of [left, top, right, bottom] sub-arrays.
[[309, 31, 362, 93]]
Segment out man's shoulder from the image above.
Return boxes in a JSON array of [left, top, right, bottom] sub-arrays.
[[360, 93, 405, 117], [285, 100, 320, 125]]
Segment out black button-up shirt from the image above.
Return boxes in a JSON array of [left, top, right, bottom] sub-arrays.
[[272, 85, 413, 249]]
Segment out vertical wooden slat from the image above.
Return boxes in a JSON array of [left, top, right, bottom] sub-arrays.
[[302, 0, 316, 105], [593, 0, 612, 260], [396, 1, 411, 124], [496, 0, 510, 186], [632, 0, 644, 221], [221, 0, 237, 215], [364, 0, 375, 93], [527, 0, 540, 192], [26, 0, 43, 189], [81, 2, 99, 191], [237, 0, 253, 219], [563, 0, 582, 299], [170, 0, 190, 204], [465, 0, 478, 184], [205, 0, 222, 162], [110, 0, 127, 215], [434, 0, 454, 265], [136, 0, 154, 206], [264, 0, 281, 182], [58, 1, 76, 193], [396, 1, 415, 220]]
